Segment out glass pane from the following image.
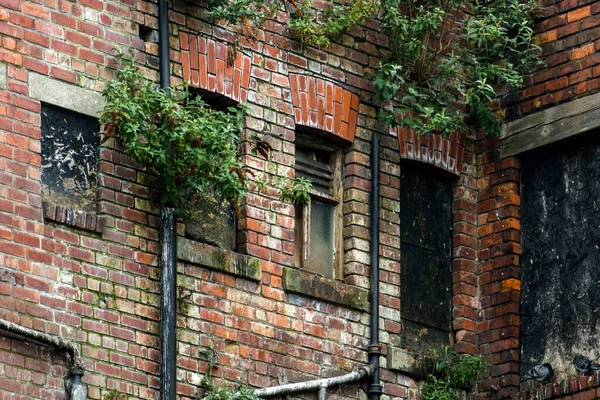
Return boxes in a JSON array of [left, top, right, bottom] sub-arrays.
[[307, 199, 335, 278]]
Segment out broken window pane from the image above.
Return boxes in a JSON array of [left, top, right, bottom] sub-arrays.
[[41, 104, 99, 212]]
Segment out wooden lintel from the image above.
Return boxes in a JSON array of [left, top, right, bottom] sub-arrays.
[[500, 91, 600, 158]]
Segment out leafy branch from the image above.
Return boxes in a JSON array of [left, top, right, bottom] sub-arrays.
[[374, 0, 542, 137], [101, 54, 311, 217], [101, 54, 248, 217], [421, 347, 489, 400]]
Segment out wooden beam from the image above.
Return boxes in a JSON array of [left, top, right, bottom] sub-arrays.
[[500, 91, 600, 158]]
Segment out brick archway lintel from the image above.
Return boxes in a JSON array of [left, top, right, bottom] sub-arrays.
[[394, 127, 466, 176]]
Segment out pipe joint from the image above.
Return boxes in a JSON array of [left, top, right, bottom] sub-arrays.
[[367, 344, 383, 356], [367, 383, 383, 396]]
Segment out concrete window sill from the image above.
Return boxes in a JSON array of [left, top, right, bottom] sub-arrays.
[[177, 237, 262, 282], [282, 266, 369, 311]]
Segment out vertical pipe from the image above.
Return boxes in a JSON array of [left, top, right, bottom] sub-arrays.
[[158, 0, 170, 90], [368, 133, 383, 400], [69, 368, 86, 400], [158, 1, 178, 399], [318, 384, 327, 400]]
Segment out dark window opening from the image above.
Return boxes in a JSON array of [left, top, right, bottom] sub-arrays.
[[400, 163, 453, 353], [41, 103, 99, 213], [188, 87, 238, 113]]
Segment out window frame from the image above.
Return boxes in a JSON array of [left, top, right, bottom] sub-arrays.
[[294, 147, 344, 280]]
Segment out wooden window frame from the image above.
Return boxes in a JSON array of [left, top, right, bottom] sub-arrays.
[[294, 148, 344, 280]]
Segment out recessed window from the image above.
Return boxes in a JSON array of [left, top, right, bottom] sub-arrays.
[[184, 89, 240, 250], [400, 164, 453, 353], [41, 103, 100, 212], [294, 145, 343, 279]]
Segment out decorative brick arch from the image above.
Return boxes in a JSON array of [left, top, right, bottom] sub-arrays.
[[393, 127, 466, 176], [179, 33, 251, 103], [289, 74, 359, 143]]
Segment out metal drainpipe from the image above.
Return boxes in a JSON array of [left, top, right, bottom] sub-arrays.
[[368, 133, 383, 400], [253, 365, 373, 398], [158, 1, 178, 400], [0, 319, 86, 400]]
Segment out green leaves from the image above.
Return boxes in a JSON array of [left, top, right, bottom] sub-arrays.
[[421, 346, 489, 400], [289, 0, 378, 49], [101, 55, 246, 217], [279, 176, 312, 204], [376, 0, 541, 137]]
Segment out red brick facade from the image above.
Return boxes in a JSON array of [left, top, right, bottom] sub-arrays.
[[0, 0, 598, 399]]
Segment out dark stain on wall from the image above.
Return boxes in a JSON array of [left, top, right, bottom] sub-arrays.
[[400, 164, 453, 353], [521, 133, 600, 380]]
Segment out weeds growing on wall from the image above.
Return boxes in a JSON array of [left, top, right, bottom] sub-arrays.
[[421, 347, 489, 400], [101, 54, 310, 216], [374, 0, 542, 136], [207, 0, 540, 136], [207, 0, 377, 48], [198, 346, 261, 400]]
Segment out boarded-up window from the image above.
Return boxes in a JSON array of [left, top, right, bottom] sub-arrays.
[[41, 104, 99, 212], [400, 165, 452, 352], [521, 134, 600, 379], [294, 146, 343, 279]]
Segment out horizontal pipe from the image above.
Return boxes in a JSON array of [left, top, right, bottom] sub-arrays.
[[0, 319, 82, 368], [254, 365, 373, 398]]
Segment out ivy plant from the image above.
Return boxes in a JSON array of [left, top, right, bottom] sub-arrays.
[[421, 347, 489, 400], [374, 0, 542, 136], [101, 54, 310, 217]]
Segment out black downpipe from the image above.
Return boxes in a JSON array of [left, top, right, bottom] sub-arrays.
[[368, 134, 383, 400], [158, 1, 178, 400]]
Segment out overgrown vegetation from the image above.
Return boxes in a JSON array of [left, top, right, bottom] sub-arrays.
[[207, 0, 377, 48], [374, 0, 541, 137], [101, 54, 310, 216], [206, 0, 540, 136], [198, 346, 260, 400], [421, 347, 489, 400]]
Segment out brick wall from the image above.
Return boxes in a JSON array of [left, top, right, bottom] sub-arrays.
[[503, 0, 600, 119], [1, 0, 567, 399]]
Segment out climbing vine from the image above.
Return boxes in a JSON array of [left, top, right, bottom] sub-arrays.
[[101, 54, 310, 217]]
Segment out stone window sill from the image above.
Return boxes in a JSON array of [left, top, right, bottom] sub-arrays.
[[282, 266, 369, 311], [42, 201, 105, 233], [387, 347, 429, 378], [177, 237, 262, 282]]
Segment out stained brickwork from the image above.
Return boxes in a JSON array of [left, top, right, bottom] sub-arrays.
[[3, 0, 593, 399], [503, 0, 600, 118]]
